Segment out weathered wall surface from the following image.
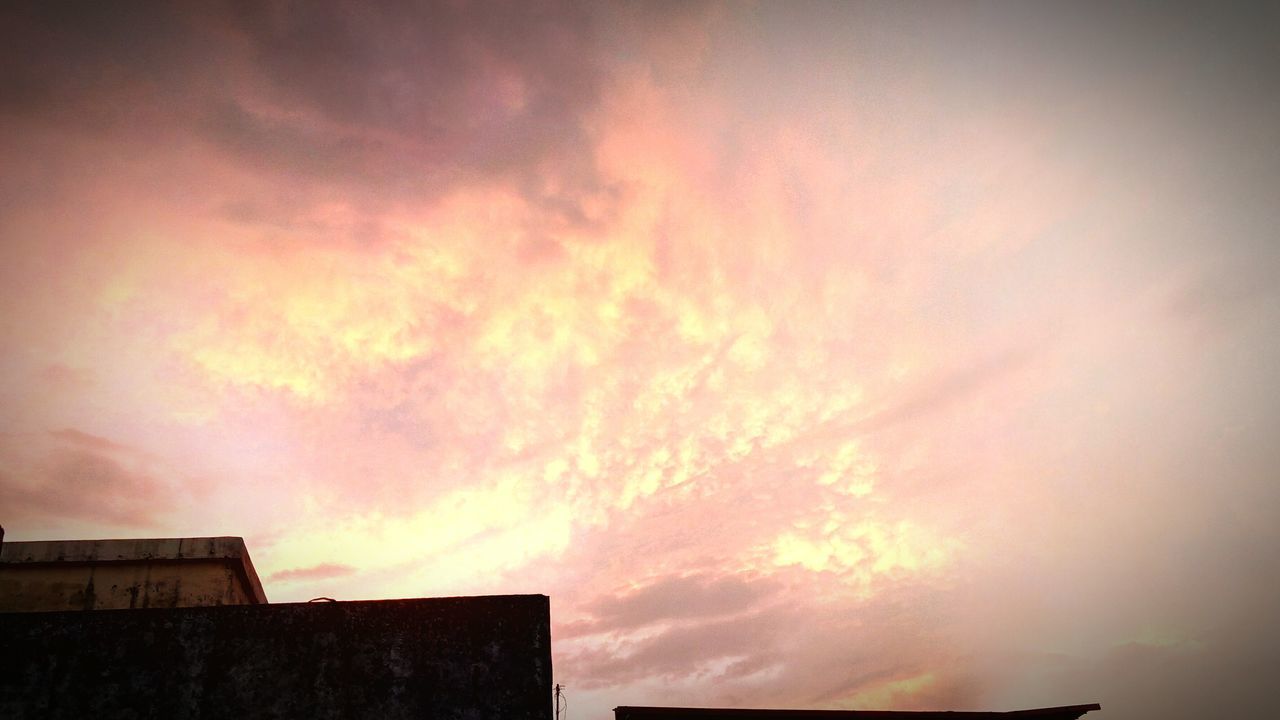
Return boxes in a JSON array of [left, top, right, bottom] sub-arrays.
[[0, 560, 252, 611], [0, 594, 552, 720], [0, 537, 267, 611]]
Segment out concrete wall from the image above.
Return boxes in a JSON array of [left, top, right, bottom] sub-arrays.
[[0, 537, 266, 611], [0, 594, 552, 720], [0, 559, 253, 611]]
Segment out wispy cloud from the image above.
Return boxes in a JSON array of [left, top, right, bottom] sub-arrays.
[[48, 428, 134, 454], [266, 562, 357, 584], [559, 572, 780, 638]]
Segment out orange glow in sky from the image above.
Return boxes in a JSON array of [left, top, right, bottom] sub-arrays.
[[2, 3, 1278, 719]]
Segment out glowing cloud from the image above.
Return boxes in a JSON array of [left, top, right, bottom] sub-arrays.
[[2, 3, 1278, 719]]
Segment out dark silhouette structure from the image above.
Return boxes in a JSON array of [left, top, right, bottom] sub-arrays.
[[614, 706, 1101, 720], [0, 594, 552, 719]]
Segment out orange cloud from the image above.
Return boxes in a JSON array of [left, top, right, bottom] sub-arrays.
[[3, 3, 1278, 719]]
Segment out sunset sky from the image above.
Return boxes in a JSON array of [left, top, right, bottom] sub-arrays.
[[2, 2, 1278, 718]]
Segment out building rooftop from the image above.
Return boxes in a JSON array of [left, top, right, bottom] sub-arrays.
[[2, 594, 552, 719], [614, 705, 1102, 720], [0, 536, 267, 608]]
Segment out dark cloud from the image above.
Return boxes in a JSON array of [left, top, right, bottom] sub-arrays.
[[198, 99, 394, 183], [0, 447, 176, 527], [48, 428, 133, 454], [0, 0, 613, 223], [229, 1, 599, 145], [0, 1, 221, 120], [565, 606, 790, 688], [1003, 616, 1280, 720], [561, 572, 780, 638], [223, 0, 613, 221], [752, 595, 969, 708], [560, 585, 981, 708]]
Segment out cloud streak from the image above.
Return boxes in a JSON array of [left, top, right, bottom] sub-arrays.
[[266, 562, 357, 584]]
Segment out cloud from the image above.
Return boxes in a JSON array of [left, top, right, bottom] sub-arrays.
[[563, 606, 791, 688], [0, 0, 611, 225], [850, 348, 1038, 437], [557, 580, 986, 709], [560, 572, 781, 638], [48, 428, 133, 454], [2, 2, 1278, 718], [0, 446, 176, 528], [266, 562, 357, 584], [0, 2, 215, 119]]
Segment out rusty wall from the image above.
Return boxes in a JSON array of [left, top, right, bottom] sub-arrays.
[[0, 559, 252, 612], [0, 594, 552, 720]]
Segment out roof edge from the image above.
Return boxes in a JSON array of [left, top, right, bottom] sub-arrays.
[[0, 537, 267, 604]]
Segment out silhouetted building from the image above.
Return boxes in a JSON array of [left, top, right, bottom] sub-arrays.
[[0, 534, 552, 720], [1, 532, 1094, 720], [614, 706, 1101, 720]]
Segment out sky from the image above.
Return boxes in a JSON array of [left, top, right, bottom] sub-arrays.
[[1, 1, 1278, 717]]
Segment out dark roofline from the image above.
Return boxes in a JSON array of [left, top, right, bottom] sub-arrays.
[[614, 705, 1101, 720], [1003, 707, 1101, 718]]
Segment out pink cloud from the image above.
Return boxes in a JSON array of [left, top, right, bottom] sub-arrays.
[[266, 562, 357, 584], [48, 428, 134, 454], [2, 3, 1278, 719], [0, 446, 175, 528], [559, 572, 781, 639]]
